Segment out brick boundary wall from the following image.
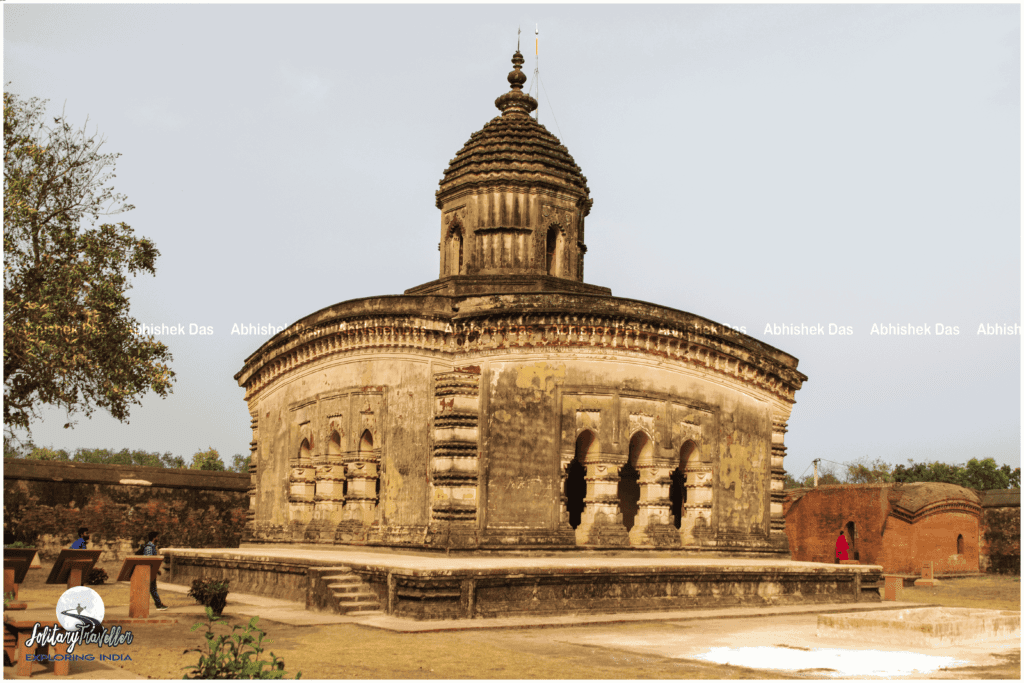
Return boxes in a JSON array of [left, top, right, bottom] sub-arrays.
[[3, 459, 248, 566], [979, 488, 1020, 575], [784, 484, 1019, 576]]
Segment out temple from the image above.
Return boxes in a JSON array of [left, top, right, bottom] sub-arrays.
[[233, 50, 808, 555]]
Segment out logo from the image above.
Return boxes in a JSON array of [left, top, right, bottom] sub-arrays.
[[56, 586, 105, 632], [23, 587, 134, 658]]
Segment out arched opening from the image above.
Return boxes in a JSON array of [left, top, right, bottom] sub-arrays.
[[566, 431, 593, 529], [359, 430, 377, 506], [449, 227, 464, 275], [545, 226, 561, 276], [298, 438, 312, 463], [670, 440, 698, 529], [956, 534, 964, 555], [619, 432, 648, 531], [845, 521, 857, 561]]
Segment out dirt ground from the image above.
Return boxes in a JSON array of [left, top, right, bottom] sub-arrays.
[[4, 568, 1020, 680]]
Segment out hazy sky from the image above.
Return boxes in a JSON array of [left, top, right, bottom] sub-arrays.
[[4, 4, 1020, 481]]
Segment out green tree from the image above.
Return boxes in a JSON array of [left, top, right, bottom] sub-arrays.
[[71, 447, 167, 467], [892, 457, 1019, 490], [191, 448, 225, 471], [844, 457, 894, 484], [3, 437, 26, 459], [161, 453, 187, 469], [3, 91, 174, 433], [230, 453, 251, 474], [25, 445, 70, 461]]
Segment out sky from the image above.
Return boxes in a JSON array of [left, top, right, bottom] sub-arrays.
[[4, 3, 1020, 482]]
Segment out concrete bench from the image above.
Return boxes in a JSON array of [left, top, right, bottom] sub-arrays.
[[4, 617, 72, 677]]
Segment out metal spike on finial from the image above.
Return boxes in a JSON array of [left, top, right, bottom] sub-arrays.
[[517, 26, 521, 52]]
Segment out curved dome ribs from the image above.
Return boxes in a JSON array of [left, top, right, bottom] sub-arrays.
[[438, 119, 590, 200]]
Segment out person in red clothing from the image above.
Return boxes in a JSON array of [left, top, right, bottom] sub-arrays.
[[835, 530, 849, 563]]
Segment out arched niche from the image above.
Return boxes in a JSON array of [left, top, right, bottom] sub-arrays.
[[448, 225, 465, 275], [358, 430, 379, 506], [545, 225, 564, 277]]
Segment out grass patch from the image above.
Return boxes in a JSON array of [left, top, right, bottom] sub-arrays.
[[900, 574, 1020, 611]]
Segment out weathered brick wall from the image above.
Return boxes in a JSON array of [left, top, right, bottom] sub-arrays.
[[3, 459, 248, 565], [784, 486, 889, 565], [784, 484, 981, 575], [979, 489, 1020, 574]]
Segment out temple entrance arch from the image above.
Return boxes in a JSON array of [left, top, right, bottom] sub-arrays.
[[565, 430, 593, 529], [670, 440, 698, 529]]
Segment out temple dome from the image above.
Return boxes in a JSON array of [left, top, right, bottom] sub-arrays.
[[436, 51, 591, 212]]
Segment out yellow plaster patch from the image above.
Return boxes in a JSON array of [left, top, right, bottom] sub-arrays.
[[515, 362, 566, 391], [720, 440, 747, 499], [493, 409, 511, 423]]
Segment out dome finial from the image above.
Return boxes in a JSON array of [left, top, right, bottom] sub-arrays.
[[508, 50, 527, 91], [495, 49, 537, 117]]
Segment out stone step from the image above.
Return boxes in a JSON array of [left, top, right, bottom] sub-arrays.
[[330, 583, 368, 593], [320, 566, 381, 615], [326, 578, 361, 585], [344, 609, 383, 616], [334, 593, 378, 604]]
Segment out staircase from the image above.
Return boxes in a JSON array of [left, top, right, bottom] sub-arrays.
[[321, 567, 382, 616]]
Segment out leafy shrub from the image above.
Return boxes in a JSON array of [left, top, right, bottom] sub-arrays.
[[188, 578, 231, 616], [86, 567, 108, 585], [183, 606, 300, 679]]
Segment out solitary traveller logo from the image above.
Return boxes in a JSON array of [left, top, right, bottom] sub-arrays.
[[22, 587, 134, 662]]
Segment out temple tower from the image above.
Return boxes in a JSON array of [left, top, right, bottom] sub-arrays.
[[435, 51, 593, 282]]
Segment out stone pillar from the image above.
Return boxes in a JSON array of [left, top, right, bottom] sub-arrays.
[[770, 415, 789, 550], [428, 369, 481, 547], [575, 458, 629, 547], [342, 459, 379, 526], [558, 453, 573, 528], [309, 462, 346, 540], [244, 411, 258, 538], [287, 465, 315, 531], [628, 465, 679, 547], [680, 466, 712, 546]]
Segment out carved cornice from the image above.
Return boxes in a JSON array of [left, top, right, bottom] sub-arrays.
[[238, 302, 806, 405]]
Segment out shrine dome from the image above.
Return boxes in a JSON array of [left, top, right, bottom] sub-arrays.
[[424, 50, 599, 288], [436, 51, 591, 210]]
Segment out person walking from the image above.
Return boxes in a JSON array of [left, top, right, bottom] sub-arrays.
[[142, 531, 169, 610], [70, 527, 90, 549], [835, 530, 849, 563]]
